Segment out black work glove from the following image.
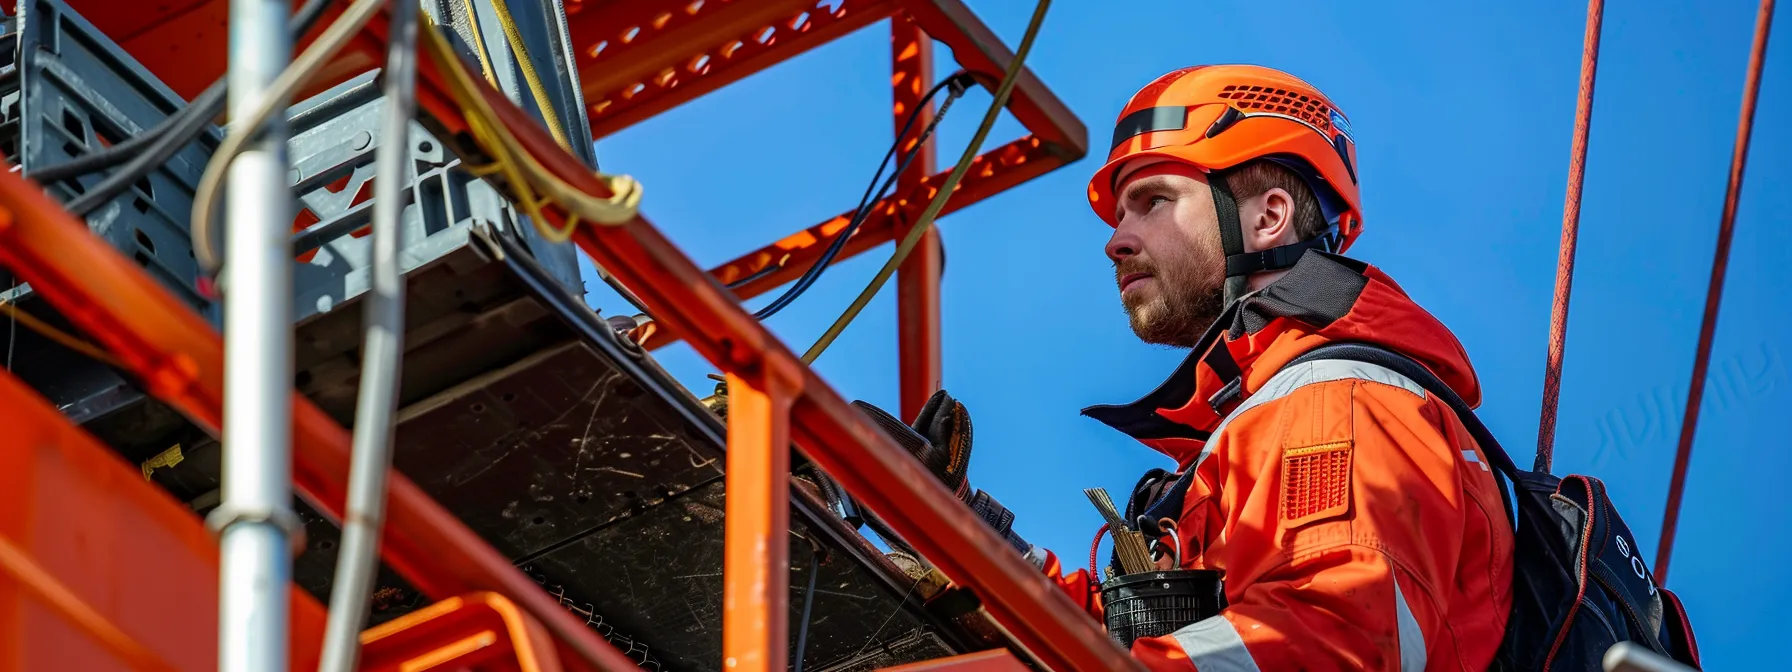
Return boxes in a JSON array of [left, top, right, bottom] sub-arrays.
[[851, 390, 1038, 564], [855, 390, 973, 502]]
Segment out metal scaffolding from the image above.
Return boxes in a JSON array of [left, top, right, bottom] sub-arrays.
[[0, 1, 1108, 669]]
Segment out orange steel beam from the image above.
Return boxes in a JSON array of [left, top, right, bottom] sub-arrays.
[[570, 0, 1082, 354], [0, 369, 328, 672], [575, 0, 899, 139], [902, 0, 1084, 152], [892, 14, 942, 421], [877, 650, 1030, 672], [721, 368, 800, 672], [67, 0, 384, 105], [0, 534, 182, 672], [641, 135, 1055, 350], [359, 592, 565, 672], [580, 0, 1085, 148], [0, 168, 637, 671], [638, 0, 1085, 351], [452, 52, 1136, 672]]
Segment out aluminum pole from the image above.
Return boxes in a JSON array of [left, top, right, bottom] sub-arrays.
[[316, 1, 418, 669], [214, 0, 295, 669]]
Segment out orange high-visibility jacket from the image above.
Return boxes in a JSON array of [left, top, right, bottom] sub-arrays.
[[1052, 252, 1515, 671]]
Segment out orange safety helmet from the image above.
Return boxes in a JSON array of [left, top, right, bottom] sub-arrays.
[[1088, 65, 1363, 303]]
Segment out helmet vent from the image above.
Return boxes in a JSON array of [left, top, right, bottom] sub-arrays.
[[1218, 85, 1334, 134]]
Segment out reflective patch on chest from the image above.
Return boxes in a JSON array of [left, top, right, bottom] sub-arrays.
[[1281, 440, 1353, 527]]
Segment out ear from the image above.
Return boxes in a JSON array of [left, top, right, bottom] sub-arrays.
[[1242, 187, 1296, 252]]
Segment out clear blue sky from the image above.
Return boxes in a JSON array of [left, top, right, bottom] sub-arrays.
[[581, 1, 1786, 666]]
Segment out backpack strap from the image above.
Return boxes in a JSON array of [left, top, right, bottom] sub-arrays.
[[1285, 343, 1524, 479], [1284, 342, 1521, 528], [1133, 342, 1523, 541]]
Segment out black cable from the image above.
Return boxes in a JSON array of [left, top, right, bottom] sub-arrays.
[[751, 74, 964, 317], [63, 84, 224, 216], [34, 0, 340, 185], [748, 72, 973, 319], [51, 0, 335, 215], [27, 83, 217, 184], [723, 262, 779, 290], [792, 543, 822, 672]]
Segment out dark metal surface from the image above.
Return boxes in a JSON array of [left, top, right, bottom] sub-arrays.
[[390, 340, 726, 561], [0, 0, 219, 435], [525, 478, 953, 672], [1, 0, 220, 314], [281, 228, 995, 671], [285, 70, 584, 327]]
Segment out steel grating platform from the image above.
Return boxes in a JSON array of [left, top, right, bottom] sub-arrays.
[[124, 223, 1002, 672]]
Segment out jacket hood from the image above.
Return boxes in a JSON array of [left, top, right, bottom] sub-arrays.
[[1083, 251, 1482, 467]]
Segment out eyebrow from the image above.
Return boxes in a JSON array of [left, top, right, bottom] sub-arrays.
[[1115, 175, 1174, 222]]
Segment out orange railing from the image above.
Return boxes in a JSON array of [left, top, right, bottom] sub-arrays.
[[0, 358, 328, 671], [0, 2, 1120, 670]]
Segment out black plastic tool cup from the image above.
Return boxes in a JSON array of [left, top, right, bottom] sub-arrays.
[[1099, 569, 1227, 649]]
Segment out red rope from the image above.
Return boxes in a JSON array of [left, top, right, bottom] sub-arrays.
[[1655, 0, 1776, 586], [1089, 523, 1109, 579], [1535, 0, 1607, 473]]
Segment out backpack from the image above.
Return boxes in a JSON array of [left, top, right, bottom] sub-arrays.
[[1283, 343, 1704, 671], [1120, 342, 1704, 670]]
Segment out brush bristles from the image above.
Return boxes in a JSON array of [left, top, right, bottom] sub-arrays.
[[1084, 487, 1155, 574]]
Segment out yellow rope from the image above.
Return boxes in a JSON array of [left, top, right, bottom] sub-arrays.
[[800, 0, 1051, 365], [0, 300, 125, 368], [486, 0, 573, 152], [421, 21, 642, 243], [458, 0, 501, 88]]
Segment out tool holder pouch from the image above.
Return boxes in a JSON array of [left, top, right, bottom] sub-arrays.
[[1099, 569, 1227, 648]]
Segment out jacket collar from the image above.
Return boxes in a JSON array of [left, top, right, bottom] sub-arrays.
[[1082, 250, 1477, 467]]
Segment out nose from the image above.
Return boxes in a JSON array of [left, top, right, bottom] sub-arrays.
[[1106, 225, 1141, 263]]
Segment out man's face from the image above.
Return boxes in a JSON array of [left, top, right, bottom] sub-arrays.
[[1104, 162, 1226, 348]]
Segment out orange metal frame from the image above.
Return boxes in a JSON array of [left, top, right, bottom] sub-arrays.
[[0, 371, 566, 671], [418, 24, 1126, 667], [68, 0, 1087, 417], [0, 364, 329, 672], [0, 2, 1116, 671], [610, 1, 1090, 417], [358, 592, 567, 671]]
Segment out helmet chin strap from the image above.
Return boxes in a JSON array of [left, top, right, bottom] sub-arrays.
[[1208, 173, 1251, 306], [1208, 172, 1338, 306]]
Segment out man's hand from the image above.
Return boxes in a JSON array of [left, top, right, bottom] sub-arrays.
[[853, 390, 973, 501], [851, 390, 1040, 566]]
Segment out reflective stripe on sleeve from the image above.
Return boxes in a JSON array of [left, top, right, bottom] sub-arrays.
[[1170, 616, 1263, 672], [1395, 578, 1428, 671]]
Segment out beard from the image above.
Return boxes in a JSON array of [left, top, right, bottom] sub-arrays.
[[1118, 258, 1225, 348]]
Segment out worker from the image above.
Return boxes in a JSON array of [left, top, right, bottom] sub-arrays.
[[865, 64, 1516, 670], [1060, 63, 1516, 670]]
